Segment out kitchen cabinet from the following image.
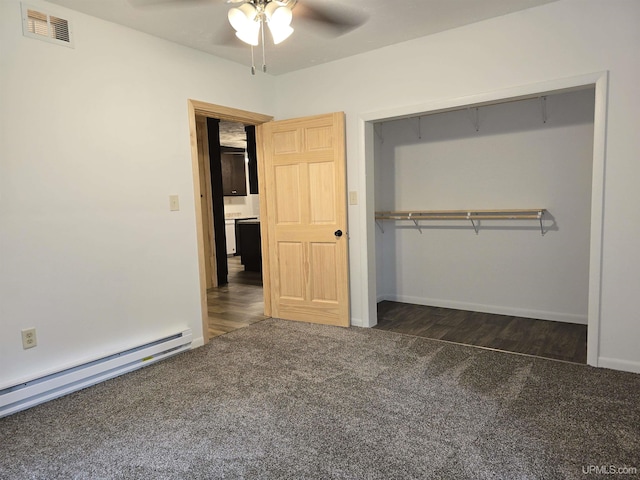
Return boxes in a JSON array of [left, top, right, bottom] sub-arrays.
[[225, 220, 236, 255], [221, 150, 247, 196], [237, 219, 261, 272]]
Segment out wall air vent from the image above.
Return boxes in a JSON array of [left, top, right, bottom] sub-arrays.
[[21, 3, 74, 48]]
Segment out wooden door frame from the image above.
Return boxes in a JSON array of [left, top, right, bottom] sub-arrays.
[[195, 116, 216, 290], [187, 100, 273, 344]]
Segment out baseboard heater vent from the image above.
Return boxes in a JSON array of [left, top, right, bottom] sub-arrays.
[[0, 329, 192, 418]]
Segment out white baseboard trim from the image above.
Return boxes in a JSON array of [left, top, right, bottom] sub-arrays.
[[597, 357, 640, 374], [350, 317, 365, 327], [191, 336, 205, 349], [379, 294, 587, 325]]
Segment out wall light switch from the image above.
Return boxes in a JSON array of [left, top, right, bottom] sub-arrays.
[[169, 195, 180, 212], [349, 191, 358, 205]]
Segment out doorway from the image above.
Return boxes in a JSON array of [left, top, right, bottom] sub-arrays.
[[208, 119, 267, 337], [187, 100, 273, 344], [372, 88, 593, 363], [361, 72, 608, 367], [190, 104, 351, 340]]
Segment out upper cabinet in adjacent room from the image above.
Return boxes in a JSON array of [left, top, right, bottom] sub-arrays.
[[220, 147, 247, 196]]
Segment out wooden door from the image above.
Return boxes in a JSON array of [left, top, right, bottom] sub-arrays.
[[259, 112, 349, 327]]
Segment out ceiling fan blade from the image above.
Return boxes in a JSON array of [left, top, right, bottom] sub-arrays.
[[293, 1, 368, 36]]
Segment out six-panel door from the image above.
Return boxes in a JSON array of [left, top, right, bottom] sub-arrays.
[[260, 112, 349, 327]]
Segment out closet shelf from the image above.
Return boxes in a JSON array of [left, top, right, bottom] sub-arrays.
[[375, 209, 546, 235]]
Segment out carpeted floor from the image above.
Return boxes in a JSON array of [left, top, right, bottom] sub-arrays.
[[1, 319, 639, 479]]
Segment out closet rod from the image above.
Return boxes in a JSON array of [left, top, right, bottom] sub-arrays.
[[374, 209, 546, 235], [376, 214, 542, 220], [376, 209, 545, 216]]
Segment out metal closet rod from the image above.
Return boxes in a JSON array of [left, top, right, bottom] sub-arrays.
[[374, 209, 547, 235]]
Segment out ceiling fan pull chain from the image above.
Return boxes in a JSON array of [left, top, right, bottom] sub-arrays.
[[250, 44, 256, 75], [261, 20, 267, 73]]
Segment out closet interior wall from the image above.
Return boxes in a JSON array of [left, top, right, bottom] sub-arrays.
[[374, 88, 595, 324]]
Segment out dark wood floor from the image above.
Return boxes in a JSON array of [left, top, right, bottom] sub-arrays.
[[375, 301, 587, 364], [207, 264, 587, 363], [207, 256, 268, 338]]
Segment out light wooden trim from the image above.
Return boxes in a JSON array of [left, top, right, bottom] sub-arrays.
[[190, 100, 273, 125], [195, 115, 218, 289], [187, 99, 273, 344], [256, 125, 272, 317], [188, 101, 210, 344]]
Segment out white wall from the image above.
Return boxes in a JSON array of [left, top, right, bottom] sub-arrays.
[[2, 0, 639, 386], [0, 0, 275, 387], [375, 89, 594, 323], [274, 0, 640, 372], [223, 177, 261, 219]]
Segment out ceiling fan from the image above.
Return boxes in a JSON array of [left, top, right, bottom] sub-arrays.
[[226, 0, 367, 74], [132, 0, 367, 74]]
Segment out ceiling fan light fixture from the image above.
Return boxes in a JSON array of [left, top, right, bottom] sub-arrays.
[[269, 24, 293, 44], [235, 23, 260, 46], [265, 3, 293, 44], [230, 0, 297, 73], [228, 4, 257, 34], [265, 3, 292, 27]]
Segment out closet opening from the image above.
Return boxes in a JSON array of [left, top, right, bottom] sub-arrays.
[[372, 86, 596, 364]]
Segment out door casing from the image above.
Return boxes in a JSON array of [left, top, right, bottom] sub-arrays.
[[359, 72, 608, 367], [187, 100, 273, 344]]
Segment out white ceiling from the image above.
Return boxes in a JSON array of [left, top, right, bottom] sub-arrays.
[[46, 0, 558, 75], [218, 120, 249, 147]]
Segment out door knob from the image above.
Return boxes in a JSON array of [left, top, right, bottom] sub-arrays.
[[334, 230, 343, 238]]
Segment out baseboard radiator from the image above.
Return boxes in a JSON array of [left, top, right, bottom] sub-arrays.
[[0, 329, 193, 418]]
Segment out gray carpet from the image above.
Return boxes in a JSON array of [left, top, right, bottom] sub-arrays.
[[1, 319, 639, 479]]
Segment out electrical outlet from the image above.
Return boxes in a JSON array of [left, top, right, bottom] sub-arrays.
[[21, 328, 37, 349]]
